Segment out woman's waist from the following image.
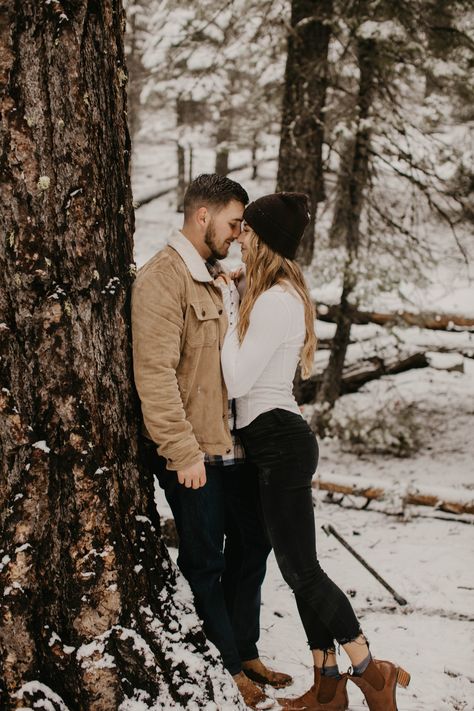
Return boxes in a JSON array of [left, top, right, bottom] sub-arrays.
[[236, 382, 296, 406], [236, 390, 298, 423], [237, 406, 310, 438]]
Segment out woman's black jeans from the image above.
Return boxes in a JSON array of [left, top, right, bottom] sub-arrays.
[[238, 408, 361, 652]]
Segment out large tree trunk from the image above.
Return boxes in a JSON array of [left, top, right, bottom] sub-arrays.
[[0, 3, 241, 709], [276, 0, 332, 266]]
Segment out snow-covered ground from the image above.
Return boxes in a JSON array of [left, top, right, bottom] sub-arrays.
[[155, 359, 474, 710], [133, 143, 474, 710]]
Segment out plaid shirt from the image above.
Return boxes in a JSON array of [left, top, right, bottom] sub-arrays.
[[204, 259, 245, 466]]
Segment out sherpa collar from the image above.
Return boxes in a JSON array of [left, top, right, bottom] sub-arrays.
[[168, 231, 213, 283]]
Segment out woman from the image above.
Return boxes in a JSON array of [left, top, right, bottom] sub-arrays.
[[216, 192, 410, 711]]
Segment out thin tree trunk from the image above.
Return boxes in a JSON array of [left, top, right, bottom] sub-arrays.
[[189, 145, 194, 184], [126, 8, 141, 148], [215, 110, 232, 176], [0, 3, 241, 709], [251, 134, 259, 180], [176, 98, 186, 212], [177, 142, 186, 212], [315, 278, 355, 410], [276, 0, 332, 266], [313, 38, 378, 425]]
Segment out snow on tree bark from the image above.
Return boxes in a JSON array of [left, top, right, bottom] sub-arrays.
[[0, 2, 242, 709]]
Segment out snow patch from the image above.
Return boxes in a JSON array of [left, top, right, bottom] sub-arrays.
[[15, 681, 70, 711], [32, 440, 50, 453], [15, 543, 32, 554]]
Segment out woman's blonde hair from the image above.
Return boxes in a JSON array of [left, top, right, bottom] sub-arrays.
[[238, 230, 317, 379]]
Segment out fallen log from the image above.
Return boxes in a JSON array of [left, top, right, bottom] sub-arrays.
[[341, 351, 430, 392], [300, 331, 471, 403], [316, 302, 474, 331], [134, 182, 176, 207], [313, 473, 474, 515], [299, 347, 430, 403], [319, 495, 474, 525]]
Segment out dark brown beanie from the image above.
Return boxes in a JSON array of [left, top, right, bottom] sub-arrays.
[[243, 192, 311, 259]]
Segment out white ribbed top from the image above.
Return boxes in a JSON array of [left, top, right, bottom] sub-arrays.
[[220, 282, 305, 428]]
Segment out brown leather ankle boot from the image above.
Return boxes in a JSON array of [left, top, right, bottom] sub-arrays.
[[242, 657, 293, 688], [233, 671, 272, 710], [349, 658, 410, 711], [277, 667, 348, 710]]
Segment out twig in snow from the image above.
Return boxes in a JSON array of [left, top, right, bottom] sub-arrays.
[[322, 523, 408, 606]]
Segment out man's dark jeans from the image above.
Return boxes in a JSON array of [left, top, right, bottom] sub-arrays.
[[238, 409, 361, 652], [142, 439, 271, 675]]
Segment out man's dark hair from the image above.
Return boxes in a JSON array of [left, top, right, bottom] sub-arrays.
[[183, 174, 249, 218]]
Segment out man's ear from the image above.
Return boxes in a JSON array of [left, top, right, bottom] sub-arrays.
[[196, 206, 208, 228]]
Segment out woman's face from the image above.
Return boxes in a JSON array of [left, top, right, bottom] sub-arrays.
[[237, 222, 254, 262]]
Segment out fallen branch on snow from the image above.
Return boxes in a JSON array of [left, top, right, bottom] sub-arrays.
[[322, 523, 408, 606], [313, 473, 474, 515], [319, 493, 474, 525]]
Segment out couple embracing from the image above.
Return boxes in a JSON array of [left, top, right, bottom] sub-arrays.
[[131, 174, 409, 710]]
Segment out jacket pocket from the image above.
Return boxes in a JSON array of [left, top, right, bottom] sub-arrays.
[[187, 300, 220, 347]]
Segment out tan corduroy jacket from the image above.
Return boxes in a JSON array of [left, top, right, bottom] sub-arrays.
[[131, 232, 232, 471]]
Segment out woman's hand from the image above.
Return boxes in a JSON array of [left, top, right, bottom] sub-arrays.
[[231, 267, 246, 298], [214, 273, 232, 287]]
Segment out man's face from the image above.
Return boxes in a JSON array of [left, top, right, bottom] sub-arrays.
[[204, 199, 245, 259]]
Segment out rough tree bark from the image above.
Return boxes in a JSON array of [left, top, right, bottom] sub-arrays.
[[276, 0, 332, 266], [0, 3, 242, 709], [312, 37, 378, 428]]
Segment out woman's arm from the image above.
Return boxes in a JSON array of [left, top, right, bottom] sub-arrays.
[[220, 288, 291, 398]]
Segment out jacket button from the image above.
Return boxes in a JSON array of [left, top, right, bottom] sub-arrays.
[[218, 309, 223, 314], [226, 449, 231, 454], [201, 309, 206, 316]]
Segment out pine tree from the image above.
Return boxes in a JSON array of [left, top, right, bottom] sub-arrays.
[[0, 2, 243, 708], [310, 0, 473, 417]]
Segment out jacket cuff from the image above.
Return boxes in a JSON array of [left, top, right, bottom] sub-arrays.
[[160, 446, 204, 472]]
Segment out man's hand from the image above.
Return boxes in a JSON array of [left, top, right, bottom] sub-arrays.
[[177, 460, 207, 489]]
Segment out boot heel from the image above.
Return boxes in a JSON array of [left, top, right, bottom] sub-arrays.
[[397, 667, 410, 688]]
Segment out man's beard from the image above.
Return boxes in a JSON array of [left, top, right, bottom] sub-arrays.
[[204, 221, 228, 260]]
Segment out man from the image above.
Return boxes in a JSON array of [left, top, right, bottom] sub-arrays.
[[131, 174, 291, 708]]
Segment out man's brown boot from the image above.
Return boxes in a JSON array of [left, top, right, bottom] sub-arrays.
[[243, 658, 293, 689], [233, 670, 274, 709], [349, 659, 410, 711], [277, 667, 349, 710]]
